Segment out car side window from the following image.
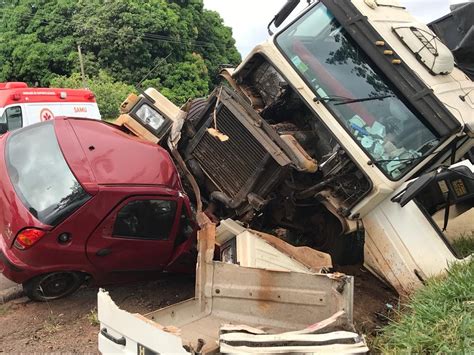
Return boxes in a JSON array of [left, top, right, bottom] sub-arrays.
[[113, 199, 177, 240], [1, 106, 23, 131]]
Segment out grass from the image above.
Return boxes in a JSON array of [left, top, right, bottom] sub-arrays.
[[0, 303, 11, 316], [373, 258, 474, 353], [86, 308, 99, 326], [42, 312, 63, 334], [452, 232, 474, 258]]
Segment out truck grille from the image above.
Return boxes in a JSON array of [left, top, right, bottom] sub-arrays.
[[188, 88, 290, 207], [193, 106, 270, 197]]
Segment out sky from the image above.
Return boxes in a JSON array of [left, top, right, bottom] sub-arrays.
[[203, 0, 466, 58]]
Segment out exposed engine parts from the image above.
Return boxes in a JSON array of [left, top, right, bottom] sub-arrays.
[[178, 57, 371, 264]]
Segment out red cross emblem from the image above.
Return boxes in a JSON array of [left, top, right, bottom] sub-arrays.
[[40, 108, 54, 122]]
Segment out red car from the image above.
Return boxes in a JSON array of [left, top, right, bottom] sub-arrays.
[[0, 118, 196, 301]]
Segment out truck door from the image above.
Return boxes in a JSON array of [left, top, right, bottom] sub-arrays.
[[86, 195, 183, 274], [363, 161, 473, 295]]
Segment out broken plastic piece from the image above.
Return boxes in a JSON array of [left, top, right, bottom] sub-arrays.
[[207, 127, 229, 141], [219, 311, 369, 354]]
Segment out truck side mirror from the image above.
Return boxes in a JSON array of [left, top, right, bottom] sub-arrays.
[[0, 122, 8, 134], [274, 0, 300, 27], [399, 172, 436, 207], [268, 0, 300, 34], [399, 165, 474, 207]]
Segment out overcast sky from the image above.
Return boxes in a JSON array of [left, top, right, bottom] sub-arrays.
[[203, 0, 466, 57]]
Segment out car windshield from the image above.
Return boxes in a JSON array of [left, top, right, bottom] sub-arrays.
[[276, 3, 440, 179], [6, 121, 91, 226]]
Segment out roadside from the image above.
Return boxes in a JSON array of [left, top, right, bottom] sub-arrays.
[[0, 267, 395, 353], [373, 258, 474, 353], [0, 275, 23, 304], [0, 275, 195, 353]]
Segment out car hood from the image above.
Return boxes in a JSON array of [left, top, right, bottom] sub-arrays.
[[58, 118, 181, 189]]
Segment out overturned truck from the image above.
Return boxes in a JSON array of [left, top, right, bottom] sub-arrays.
[[116, 0, 473, 294], [99, 0, 473, 353]]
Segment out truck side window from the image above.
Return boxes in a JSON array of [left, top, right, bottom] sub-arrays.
[[113, 200, 177, 240], [1, 106, 23, 131]]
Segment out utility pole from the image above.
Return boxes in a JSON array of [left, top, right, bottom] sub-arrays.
[[77, 44, 87, 88]]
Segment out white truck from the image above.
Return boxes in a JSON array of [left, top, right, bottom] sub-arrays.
[[99, 0, 473, 353]]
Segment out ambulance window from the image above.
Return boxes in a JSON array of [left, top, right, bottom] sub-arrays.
[[1, 106, 23, 131], [113, 199, 177, 240]]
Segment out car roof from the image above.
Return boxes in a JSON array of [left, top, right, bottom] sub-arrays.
[[56, 118, 182, 190]]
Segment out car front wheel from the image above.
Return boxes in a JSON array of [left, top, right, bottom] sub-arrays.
[[23, 272, 85, 301]]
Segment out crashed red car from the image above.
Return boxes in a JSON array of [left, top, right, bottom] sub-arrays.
[[0, 118, 196, 301]]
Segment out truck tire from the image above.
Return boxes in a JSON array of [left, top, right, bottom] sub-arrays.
[[23, 271, 85, 301], [186, 98, 207, 131]]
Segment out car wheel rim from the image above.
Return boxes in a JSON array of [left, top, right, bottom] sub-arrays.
[[37, 273, 77, 299]]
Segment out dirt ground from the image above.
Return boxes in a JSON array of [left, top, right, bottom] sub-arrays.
[[0, 275, 195, 353], [340, 265, 398, 336], [0, 268, 396, 353]]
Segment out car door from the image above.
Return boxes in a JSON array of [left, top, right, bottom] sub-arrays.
[[86, 195, 182, 274], [163, 200, 198, 273]]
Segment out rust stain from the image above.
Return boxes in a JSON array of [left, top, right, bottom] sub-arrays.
[[256, 268, 275, 313]]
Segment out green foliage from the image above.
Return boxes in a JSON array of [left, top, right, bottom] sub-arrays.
[[452, 232, 474, 258], [0, 0, 78, 84], [50, 71, 135, 119], [86, 308, 100, 326], [374, 259, 474, 353], [143, 52, 209, 104], [0, 0, 241, 103]]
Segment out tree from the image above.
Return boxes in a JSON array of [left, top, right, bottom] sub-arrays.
[[50, 71, 135, 119], [0, 0, 78, 84], [0, 0, 241, 104], [142, 52, 209, 104]]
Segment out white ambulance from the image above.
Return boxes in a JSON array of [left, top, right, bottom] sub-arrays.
[[0, 82, 101, 133]]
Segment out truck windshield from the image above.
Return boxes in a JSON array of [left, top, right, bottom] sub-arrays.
[[275, 3, 440, 180], [6, 122, 91, 226]]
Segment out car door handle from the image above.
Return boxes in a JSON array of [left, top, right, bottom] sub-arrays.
[[96, 248, 111, 257], [100, 328, 126, 346]]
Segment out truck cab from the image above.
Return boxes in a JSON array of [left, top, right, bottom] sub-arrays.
[[118, 0, 473, 295], [215, 0, 474, 293], [0, 82, 101, 133]]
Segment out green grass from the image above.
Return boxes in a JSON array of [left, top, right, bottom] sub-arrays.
[[86, 308, 99, 326], [452, 232, 474, 258], [0, 303, 11, 316], [373, 259, 474, 353]]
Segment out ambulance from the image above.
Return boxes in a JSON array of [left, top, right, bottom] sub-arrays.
[[0, 82, 101, 133]]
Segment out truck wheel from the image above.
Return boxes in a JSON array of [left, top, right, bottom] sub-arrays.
[[180, 98, 208, 148], [186, 98, 207, 130], [23, 272, 84, 301]]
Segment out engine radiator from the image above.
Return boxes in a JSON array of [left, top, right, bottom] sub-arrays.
[[186, 88, 291, 209]]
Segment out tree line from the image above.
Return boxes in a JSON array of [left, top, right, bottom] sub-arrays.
[[0, 0, 241, 117]]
